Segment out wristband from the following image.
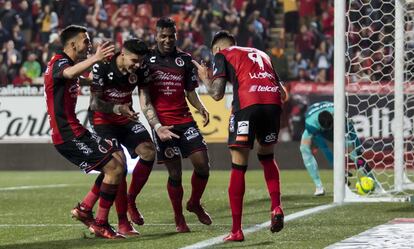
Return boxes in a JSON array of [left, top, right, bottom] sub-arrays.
[[113, 104, 121, 115], [154, 123, 162, 132]]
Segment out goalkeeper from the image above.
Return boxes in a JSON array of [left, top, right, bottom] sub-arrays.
[[300, 101, 374, 196]]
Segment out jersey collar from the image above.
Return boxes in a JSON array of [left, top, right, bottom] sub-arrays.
[[57, 50, 74, 65]]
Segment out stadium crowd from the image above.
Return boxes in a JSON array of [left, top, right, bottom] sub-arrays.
[[0, 0, 400, 86], [0, 0, 339, 86]]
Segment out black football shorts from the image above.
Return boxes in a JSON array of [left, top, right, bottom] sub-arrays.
[[228, 104, 282, 149], [55, 130, 122, 173]]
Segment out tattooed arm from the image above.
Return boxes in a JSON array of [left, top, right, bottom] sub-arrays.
[[139, 87, 179, 141], [205, 77, 227, 101], [192, 60, 227, 101], [90, 91, 138, 120]]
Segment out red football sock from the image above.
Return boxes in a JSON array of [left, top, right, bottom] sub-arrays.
[[167, 177, 184, 218], [188, 171, 209, 205], [95, 182, 118, 225], [128, 158, 153, 202], [229, 164, 247, 233], [81, 173, 104, 211], [115, 177, 128, 225], [258, 154, 281, 210]]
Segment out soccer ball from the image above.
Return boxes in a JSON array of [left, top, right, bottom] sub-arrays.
[[356, 176, 375, 195]]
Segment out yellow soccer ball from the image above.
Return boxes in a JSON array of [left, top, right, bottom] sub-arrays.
[[356, 176, 375, 195]]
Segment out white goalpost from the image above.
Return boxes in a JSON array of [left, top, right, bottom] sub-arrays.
[[334, 0, 414, 203]]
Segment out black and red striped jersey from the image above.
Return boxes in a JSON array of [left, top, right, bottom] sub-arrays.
[[44, 52, 87, 145], [89, 53, 148, 125], [212, 46, 282, 112], [141, 48, 198, 125]]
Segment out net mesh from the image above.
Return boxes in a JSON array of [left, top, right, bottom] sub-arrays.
[[345, 0, 414, 196]]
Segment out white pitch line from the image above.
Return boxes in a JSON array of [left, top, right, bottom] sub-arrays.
[[0, 223, 234, 228], [0, 184, 69, 191], [180, 203, 338, 249]]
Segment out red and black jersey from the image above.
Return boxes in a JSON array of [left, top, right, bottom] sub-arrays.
[[44, 52, 87, 145], [89, 53, 148, 125], [142, 48, 198, 125], [212, 46, 282, 113]]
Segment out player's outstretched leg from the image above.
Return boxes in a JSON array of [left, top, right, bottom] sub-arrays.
[[89, 154, 126, 239], [186, 171, 211, 225], [187, 151, 212, 225], [71, 173, 104, 227], [257, 153, 284, 233], [115, 175, 139, 236], [224, 163, 246, 242], [127, 158, 154, 226]]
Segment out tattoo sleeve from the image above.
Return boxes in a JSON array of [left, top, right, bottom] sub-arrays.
[[207, 77, 227, 101], [139, 87, 161, 127], [90, 91, 115, 113]]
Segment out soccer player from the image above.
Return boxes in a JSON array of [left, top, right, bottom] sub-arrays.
[[44, 25, 125, 239], [299, 101, 375, 196], [193, 31, 286, 241], [139, 17, 212, 233], [85, 38, 156, 236]]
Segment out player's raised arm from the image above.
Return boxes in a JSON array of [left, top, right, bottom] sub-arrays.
[[63, 41, 114, 79], [139, 87, 179, 141], [186, 90, 210, 127], [192, 59, 227, 101]]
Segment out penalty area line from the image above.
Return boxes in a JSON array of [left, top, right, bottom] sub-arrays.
[[180, 203, 338, 249]]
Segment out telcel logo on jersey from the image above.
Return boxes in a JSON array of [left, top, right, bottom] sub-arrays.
[[249, 85, 278, 93]]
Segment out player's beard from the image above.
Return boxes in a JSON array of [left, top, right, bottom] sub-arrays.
[[77, 50, 89, 61]]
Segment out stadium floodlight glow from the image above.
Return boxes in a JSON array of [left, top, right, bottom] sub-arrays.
[[334, 0, 414, 203]]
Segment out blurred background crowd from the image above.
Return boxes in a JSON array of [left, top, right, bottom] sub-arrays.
[[0, 0, 336, 87]]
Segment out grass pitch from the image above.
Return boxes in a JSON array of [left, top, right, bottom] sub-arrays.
[[0, 170, 413, 249]]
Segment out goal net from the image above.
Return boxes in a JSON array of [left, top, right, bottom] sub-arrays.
[[335, 0, 414, 202]]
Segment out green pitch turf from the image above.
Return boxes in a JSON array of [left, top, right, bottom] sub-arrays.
[[0, 170, 413, 249]]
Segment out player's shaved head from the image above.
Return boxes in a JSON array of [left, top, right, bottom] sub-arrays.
[[123, 38, 149, 56], [318, 111, 333, 130], [211, 30, 236, 49], [60, 25, 87, 47]]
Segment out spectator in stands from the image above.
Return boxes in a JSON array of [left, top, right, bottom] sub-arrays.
[[314, 41, 330, 83], [321, 7, 333, 37], [37, 4, 58, 45], [295, 24, 316, 61], [0, 21, 10, 49], [283, 0, 299, 41], [12, 66, 32, 86], [46, 33, 61, 62], [22, 53, 41, 80], [3, 40, 21, 82], [298, 67, 311, 82], [16, 0, 33, 45], [270, 42, 289, 81], [11, 24, 24, 51], [299, 0, 316, 24], [0, 1, 20, 33], [0, 54, 8, 86]]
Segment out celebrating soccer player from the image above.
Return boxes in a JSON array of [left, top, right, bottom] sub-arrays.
[[44, 25, 126, 239], [83, 38, 154, 236], [193, 31, 286, 241], [139, 17, 212, 233]]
